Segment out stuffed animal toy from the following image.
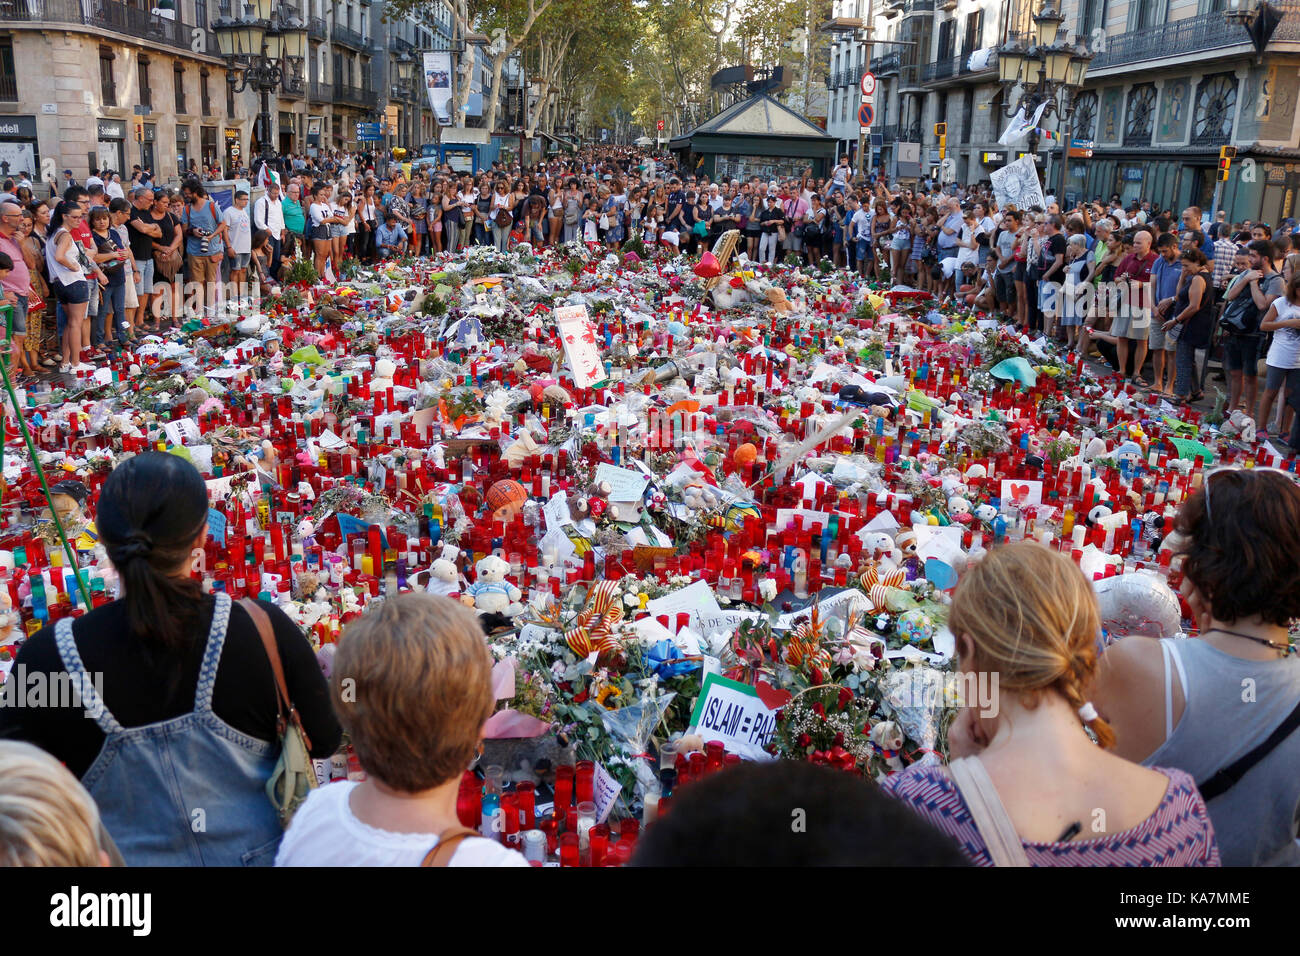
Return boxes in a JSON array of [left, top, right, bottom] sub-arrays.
[[569, 480, 612, 521], [462, 554, 522, 617], [869, 720, 905, 776]]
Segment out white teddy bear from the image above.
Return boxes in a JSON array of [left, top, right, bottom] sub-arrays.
[[425, 546, 463, 599], [462, 554, 523, 617]]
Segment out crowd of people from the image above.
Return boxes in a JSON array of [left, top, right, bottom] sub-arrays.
[[0, 145, 1296, 870], [2, 147, 1298, 450]]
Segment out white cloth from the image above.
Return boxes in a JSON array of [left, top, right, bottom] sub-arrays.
[[275, 780, 531, 867]]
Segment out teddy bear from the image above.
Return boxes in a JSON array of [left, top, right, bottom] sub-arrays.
[[681, 481, 722, 511], [948, 496, 973, 525], [869, 719, 905, 776], [462, 554, 523, 617], [424, 546, 463, 599], [569, 481, 611, 521]]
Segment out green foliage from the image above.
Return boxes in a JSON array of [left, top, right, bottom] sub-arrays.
[[283, 258, 319, 286]]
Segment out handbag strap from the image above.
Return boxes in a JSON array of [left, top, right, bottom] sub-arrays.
[[420, 827, 479, 867], [1197, 696, 1300, 802], [947, 756, 1030, 867], [239, 598, 312, 750]]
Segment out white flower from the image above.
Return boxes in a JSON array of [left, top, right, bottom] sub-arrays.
[[758, 578, 778, 602]]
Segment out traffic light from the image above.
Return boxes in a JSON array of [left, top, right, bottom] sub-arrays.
[[934, 122, 947, 137], [1219, 145, 1236, 182], [135, 123, 143, 141]]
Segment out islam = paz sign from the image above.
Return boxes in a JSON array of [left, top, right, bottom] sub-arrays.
[[688, 673, 779, 761]]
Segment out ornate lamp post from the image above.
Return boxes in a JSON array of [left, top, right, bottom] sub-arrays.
[[214, 0, 308, 171], [996, 0, 1091, 203], [394, 52, 417, 155]]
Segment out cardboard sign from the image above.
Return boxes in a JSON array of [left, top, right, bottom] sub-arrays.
[[554, 304, 604, 389], [999, 478, 1043, 509], [593, 462, 649, 501], [688, 673, 779, 761]]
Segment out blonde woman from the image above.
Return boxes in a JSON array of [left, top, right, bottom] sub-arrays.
[[882, 542, 1219, 867], [0, 741, 111, 867]]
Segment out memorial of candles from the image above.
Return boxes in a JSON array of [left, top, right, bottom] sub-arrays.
[[0, 241, 1294, 866]]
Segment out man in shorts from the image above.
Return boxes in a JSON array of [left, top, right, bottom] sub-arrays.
[[1148, 232, 1183, 395], [1110, 228, 1157, 382], [126, 187, 160, 336], [0, 203, 34, 377]]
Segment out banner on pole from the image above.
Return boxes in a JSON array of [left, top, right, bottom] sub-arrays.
[[424, 51, 454, 125]]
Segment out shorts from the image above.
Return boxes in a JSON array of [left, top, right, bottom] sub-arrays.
[[1146, 315, 1177, 351], [328, 223, 348, 239], [310, 223, 330, 242], [1223, 334, 1261, 375], [995, 271, 1015, 303], [891, 235, 909, 251], [230, 252, 251, 270], [6, 293, 27, 334], [55, 278, 90, 305], [134, 258, 154, 296], [1265, 364, 1300, 390], [1109, 305, 1150, 339], [1013, 261, 1026, 283], [190, 254, 221, 285]]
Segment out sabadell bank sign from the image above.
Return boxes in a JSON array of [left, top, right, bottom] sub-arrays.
[[0, 117, 38, 139]]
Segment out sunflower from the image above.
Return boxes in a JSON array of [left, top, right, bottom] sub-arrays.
[[595, 684, 623, 709]]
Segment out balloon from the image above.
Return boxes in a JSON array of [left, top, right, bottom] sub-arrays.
[[1094, 570, 1183, 640]]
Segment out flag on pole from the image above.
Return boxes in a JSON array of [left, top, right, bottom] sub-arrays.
[[998, 100, 1049, 146]]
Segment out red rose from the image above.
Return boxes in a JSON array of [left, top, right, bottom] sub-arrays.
[[812, 702, 826, 719], [797, 733, 812, 748], [573, 690, 589, 704], [836, 687, 853, 710]]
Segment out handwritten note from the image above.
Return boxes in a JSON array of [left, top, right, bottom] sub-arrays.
[[592, 761, 622, 823], [999, 478, 1044, 509], [207, 508, 228, 546], [646, 579, 722, 634], [594, 463, 649, 502]]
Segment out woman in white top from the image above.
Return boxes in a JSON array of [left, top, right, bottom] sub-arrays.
[[548, 182, 564, 247], [1255, 271, 1300, 439], [46, 201, 107, 372], [276, 594, 529, 868], [489, 179, 513, 253], [308, 183, 343, 279]]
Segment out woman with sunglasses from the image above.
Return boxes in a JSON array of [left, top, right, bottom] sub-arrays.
[[46, 201, 108, 373], [1093, 468, 1300, 866]]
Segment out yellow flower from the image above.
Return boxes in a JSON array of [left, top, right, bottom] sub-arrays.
[[595, 685, 622, 709], [637, 592, 649, 610]]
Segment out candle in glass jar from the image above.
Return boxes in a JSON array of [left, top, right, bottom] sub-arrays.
[[575, 801, 597, 852]]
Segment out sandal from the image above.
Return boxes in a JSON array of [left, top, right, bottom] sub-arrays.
[[1132, 376, 1152, 389]]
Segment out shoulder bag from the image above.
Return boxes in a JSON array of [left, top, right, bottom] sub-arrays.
[[947, 756, 1030, 867], [240, 598, 318, 827], [420, 826, 480, 867], [1197, 696, 1300, 801]]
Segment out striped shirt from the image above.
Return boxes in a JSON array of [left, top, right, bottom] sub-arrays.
[[881, 764, 1220, 867]]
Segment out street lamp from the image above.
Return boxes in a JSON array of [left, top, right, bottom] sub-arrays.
[[394, 52, 417, 153], [996, 0, 1092, 205], [214, 1, 307, 172]]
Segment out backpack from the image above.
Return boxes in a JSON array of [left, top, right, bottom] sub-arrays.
[[564, 196, 581, 226], [1220, 272, 1278, 335]]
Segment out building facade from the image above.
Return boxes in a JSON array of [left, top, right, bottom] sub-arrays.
[[820, 0, 1300, 225], [0, 0, 503, 184]]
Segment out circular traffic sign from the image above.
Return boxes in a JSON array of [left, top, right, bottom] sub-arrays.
[[858, 102, 874, 128], [860, 71, 876, 96]]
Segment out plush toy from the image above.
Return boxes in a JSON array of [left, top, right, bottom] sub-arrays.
[[462, 554, 522, 617], [569, 480, 611, 521], [371, 358, 397, 391], [681, 481, 722, 511], [425, 547, 463, 599], [948, 496, 973, 524], [764, 286, 795, 316], [869, 720, 905, 775]]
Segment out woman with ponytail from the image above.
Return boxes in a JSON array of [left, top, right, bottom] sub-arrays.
[[0, 453, 340, 865], [881, 542, 1219, 866]]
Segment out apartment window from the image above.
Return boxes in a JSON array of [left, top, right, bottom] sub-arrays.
[[194, 0, 208, 27], [360, 11, 367, 40], [201, 69, 211, 115], [1078, 0, 1107, 38], [174, 62, 186, 112], [961, 89, 974, 142], [937, 19, 955, 59], [138, 56, 152, 111], [100, 46, 117, 106], [963, 9, 983, 54], [333, 52, 343, 85], [0, 37, 16, 103], [1130, 0, 1167, 30]]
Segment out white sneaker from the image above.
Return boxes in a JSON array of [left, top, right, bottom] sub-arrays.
[[58, 363, 71, 373]]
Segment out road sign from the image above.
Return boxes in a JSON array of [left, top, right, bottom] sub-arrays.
[[858, 102, 874, 128], [656, 119, 664, 131], [860, 72, 876, 97]]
